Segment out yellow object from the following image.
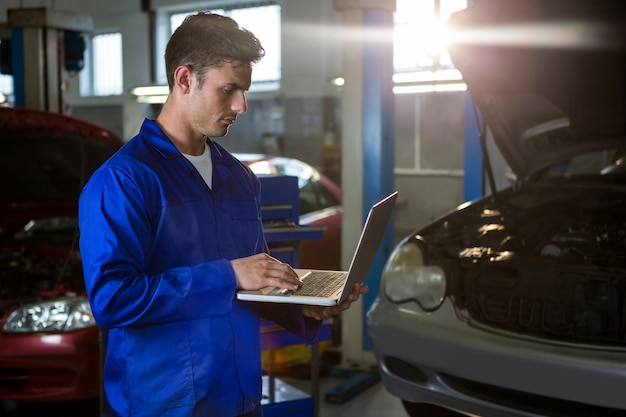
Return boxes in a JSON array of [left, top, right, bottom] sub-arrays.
[[263, 341, 332, 370]]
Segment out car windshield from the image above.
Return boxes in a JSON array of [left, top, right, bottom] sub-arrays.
[[544, 147, 626, 178]]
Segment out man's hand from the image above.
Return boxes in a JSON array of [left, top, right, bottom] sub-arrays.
[[301, 283, 369, 320], [230, 253, 303, 291]]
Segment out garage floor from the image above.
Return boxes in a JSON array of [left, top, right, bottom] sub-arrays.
[[1, 374, 406, 417], [1, 365, 410, 417], [277, 370, 465, 417], [279, 373, 408, 417], [1, 379, 403, 417]]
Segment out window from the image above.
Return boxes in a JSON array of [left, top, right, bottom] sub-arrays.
[[393, 0, 469, 174], [392, 0, 467, 94], [394, 0, 467, 72], [0, 74, 13, 106], [170, 3, 281, 91], [80, 32, 124, 96]]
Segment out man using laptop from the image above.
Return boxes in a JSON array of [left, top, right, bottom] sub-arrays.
[[78, 12, 367, 417]]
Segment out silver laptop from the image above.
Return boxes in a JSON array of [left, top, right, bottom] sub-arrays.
[[237, 191, 398, 306]]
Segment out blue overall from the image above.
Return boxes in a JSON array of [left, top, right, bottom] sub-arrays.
[[79, 119, 320, 417]]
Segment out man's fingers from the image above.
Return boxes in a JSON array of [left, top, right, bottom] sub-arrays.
[[301, 283, 370, 320], [231, 253, 302, 290], [262, 260, 302, 288]]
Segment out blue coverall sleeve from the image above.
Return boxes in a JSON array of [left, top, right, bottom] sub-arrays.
[[79, 166, 237, 329]]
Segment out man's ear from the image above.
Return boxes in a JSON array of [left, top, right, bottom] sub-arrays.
[[173, 65, 193, 93]]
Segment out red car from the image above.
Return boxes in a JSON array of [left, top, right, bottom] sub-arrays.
[[235, 153, 343, 271], [0, 107, 123, 406], [0, 109, 342, 410]]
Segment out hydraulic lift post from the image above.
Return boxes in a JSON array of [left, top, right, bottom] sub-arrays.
[[7, 7, 92, 113]]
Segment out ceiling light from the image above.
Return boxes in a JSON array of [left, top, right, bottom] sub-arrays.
[[130, 85, 169, 96]]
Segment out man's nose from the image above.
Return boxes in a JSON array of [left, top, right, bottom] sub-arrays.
[[232, 92, 247, 114]]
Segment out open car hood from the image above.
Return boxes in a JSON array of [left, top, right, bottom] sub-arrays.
[[448, 0, 626, 178], [0, 107, 123, 235]]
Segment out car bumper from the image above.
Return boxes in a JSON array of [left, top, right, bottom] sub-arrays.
[[367, 297, 626, 416], [0, 327, 101, 402]]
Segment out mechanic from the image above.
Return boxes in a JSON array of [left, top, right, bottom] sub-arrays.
[[78, 11, 367, 417]]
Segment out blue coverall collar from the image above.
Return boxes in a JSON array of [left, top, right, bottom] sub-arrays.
[[139, 118, 234, 169]]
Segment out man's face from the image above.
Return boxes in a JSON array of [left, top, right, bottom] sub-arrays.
[[187, 61, 252, 138]]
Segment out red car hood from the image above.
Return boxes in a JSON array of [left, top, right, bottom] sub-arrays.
[[0, 107, 123, 235]]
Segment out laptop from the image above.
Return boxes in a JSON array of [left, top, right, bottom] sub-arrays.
[[237, 191, 398, 306]]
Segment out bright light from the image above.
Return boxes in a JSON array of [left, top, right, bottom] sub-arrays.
[[393, 83, 467, 95], [393, 69, 463, 84], [131, 85, 169, 96], [393, 0, 467, 71], [448, 21, 623, 50], [136, 95, 168, 104], [332, 70, 466, 94], [131, 85, 169, 104]]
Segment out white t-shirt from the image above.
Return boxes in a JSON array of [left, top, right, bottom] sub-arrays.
[[182, 144, 212, 189]]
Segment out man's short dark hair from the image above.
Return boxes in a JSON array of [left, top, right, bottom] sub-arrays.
[[164, 11, 265, 89]]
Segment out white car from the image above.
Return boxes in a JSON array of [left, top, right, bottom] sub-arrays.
[[367, 1, 626, 416]]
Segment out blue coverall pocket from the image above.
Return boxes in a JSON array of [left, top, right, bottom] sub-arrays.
[[126, 321, 195, 411]]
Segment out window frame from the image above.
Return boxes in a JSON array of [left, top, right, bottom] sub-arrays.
[[160, 2, 281, 93], [80, 31, 124, 97]]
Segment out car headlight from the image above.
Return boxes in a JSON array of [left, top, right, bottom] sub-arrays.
[[2, 296, 96, 333], [382, 239, 447, 311]]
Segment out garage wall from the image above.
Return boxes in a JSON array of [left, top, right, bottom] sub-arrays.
[[0, 0, 469, 238], [393, 91, 466, 238], [220, 90, 468, 241], [216, 96, 338, 167]]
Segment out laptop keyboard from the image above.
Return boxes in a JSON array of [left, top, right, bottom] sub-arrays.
[[293, 271, 346, 297]]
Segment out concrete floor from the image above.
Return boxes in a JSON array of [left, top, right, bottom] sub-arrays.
[[1, 378, 404, 417], [266, 372, 467, 417], [1, 374, 406, 417], [278, 373, 408, 417], [1, 360, 412, 417]]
